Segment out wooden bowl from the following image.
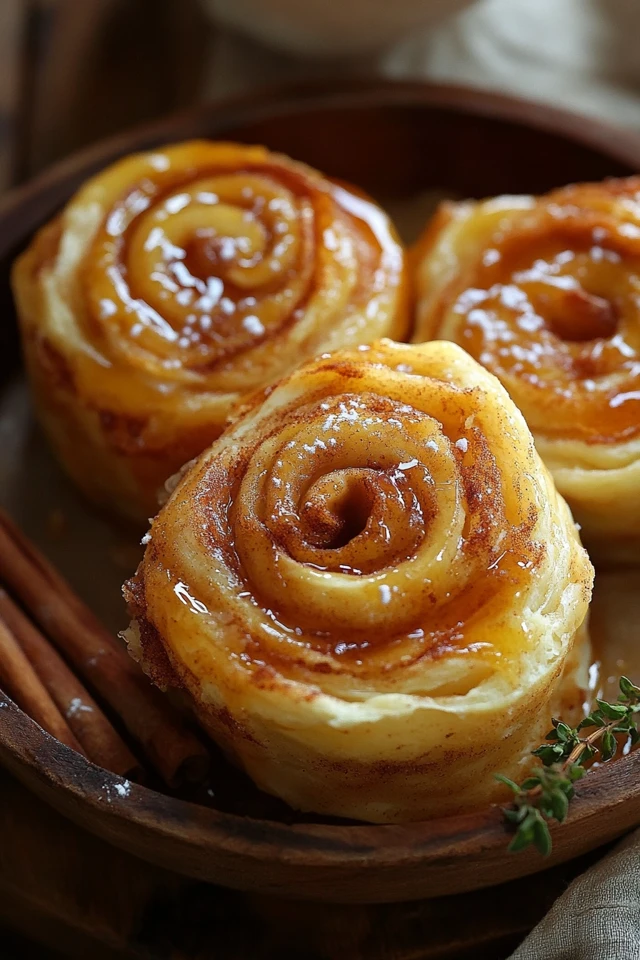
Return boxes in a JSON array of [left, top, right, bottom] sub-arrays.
[[1, 80, 640, 905]]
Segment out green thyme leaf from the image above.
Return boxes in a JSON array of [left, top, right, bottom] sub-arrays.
[[554, 722, 573, 742], [613, 723, 632, 734], [508, 812, 536, 852], [503, 807, 527, 824], [601, 729, 617, 762], [556, 779, 574, 798], [499, 676, 640, 857], [549, 789, 569, 822], [567, 764, 586, 782], [495, 774, 520, 793], [532, 814, 552, 857], [578, 744, 597, 765], [578, 716, 600, 729], [521, 777, 542, 791], [532, 743, 566, 765], [597, 700, 629, 721], [620, 677, 640, 699]]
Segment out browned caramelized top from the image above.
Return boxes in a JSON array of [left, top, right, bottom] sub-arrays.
[[127, 343, 565, 697], [65, 141, 407, 384], [416, 178, 640, 445]]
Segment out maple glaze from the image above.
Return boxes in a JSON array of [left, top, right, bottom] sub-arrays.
[[12, 141, 408, 522], [414, 179, 640, 559], [125, 340, 593, 823]]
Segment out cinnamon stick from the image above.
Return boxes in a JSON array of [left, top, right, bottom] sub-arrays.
[[0, 589, 142, 780], [0, 613, 84, 753], [0, 510, 209, 786]]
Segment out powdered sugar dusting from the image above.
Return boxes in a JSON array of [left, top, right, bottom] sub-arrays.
[[66, 697, 93, 718]]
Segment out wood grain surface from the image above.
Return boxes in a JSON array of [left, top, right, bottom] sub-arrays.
[[0, 0, 27, 192], [0, 765, 611, 960], [0, 0, 212, 191], [4, 564, 640, 910]]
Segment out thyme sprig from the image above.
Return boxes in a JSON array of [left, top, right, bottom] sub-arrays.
[[497, 676, 640, 855]]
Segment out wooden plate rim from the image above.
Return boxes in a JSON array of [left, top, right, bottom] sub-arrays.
[[2, 79, 640, 889], [2, 676, 639, 867], [2, 78, 640, 260]]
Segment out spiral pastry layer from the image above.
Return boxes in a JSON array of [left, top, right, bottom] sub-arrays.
[[124, 340, 592, 822], [413, 179, 640, 562], [12, 140, 408, 522]]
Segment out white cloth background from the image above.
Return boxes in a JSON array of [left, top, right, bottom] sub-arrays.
[[203, 0, 640, 128]]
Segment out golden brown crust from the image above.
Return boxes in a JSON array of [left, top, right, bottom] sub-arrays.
[[124, 340, 593, 822], [12, 140, 408, 522], [413, 178, 640, 560]]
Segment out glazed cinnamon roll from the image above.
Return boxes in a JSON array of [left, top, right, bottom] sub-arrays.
[[413, 179, 640, 563], [12, 141, 408, 522], [124, 340, 593, 823]]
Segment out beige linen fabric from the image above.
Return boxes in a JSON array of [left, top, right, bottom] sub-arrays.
[[511, 829, 640, 959], [202, 0, 640, 129], [206, 0, 474, 57], [384, 0, 640, 129]]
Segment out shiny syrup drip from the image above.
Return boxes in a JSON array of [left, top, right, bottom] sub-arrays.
[[170, 569, 640, 821], [454, 224, 640, 443], [90, 158, 403, 374]]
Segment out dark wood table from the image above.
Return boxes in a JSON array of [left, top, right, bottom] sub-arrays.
[[0, 0, 212, 194], [1, 764, 611, 959]]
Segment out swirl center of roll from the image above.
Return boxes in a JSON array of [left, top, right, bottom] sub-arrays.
[[220, 386, 519, 645], [89, 172, 317, 374], [449, 216, 640, 441]]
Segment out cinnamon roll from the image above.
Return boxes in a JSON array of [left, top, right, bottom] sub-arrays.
[[12, 141, 408, 522], [124, 340, 593, 823], [413, 179, 640, 563]]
